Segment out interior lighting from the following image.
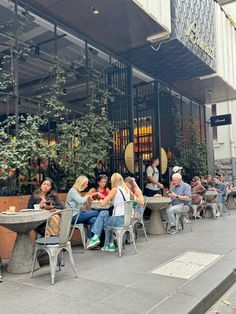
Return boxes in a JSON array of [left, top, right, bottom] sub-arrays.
[[89, 6, 100, 15]]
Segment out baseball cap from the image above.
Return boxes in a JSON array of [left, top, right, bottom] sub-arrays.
[[173, 166, 182, 173]]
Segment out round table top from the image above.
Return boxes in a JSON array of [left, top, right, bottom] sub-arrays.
[[205, 190, 218, 196], [90, 201, 111, 210], [0, 209, 51, 225]]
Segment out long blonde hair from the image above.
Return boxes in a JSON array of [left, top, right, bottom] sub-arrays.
[[73, 175, 88, 192], [111, 173, 129, 193]]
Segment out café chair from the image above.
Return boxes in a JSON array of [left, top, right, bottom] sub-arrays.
[[132, 196, 148, 241], [31, 209, 79, 285], [71, 223, 87, 250], [165, 205, 193, 233], [104, 201, 137, 257], [0, 256, 3, 282]]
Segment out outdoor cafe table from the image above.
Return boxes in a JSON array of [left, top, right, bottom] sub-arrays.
[[0, 210, 50, 274], [90, 201, 111, 210], [146, 197, 171, 235]]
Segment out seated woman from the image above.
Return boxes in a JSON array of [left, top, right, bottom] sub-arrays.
[[27, 177, 63, 236], [87, 174, 110, 200], [191, 176, 206, 218], [124, 177, 144, 218], [87, 173, 130, 252], [66, 175, 99, 240]]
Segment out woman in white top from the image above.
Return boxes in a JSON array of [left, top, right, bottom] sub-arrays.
[[87, 173, 130, 252], [145, 157, 164, 197]]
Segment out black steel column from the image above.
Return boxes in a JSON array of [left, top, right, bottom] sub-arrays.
[[127, 64, 135, 175], [85, 40, 89, 103], [14, 0, 19, 140], [155, 81, 162, 179]]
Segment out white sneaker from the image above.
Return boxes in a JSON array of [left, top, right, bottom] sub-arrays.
[[183, 217, 191, 224]]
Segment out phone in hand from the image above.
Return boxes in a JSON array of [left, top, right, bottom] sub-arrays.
[[46, 201, 55, 206]]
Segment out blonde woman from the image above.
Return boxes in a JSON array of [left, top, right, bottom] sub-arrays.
[[87, 173, 130, 252], [125, 177, 145, 218], [66, 175, 99, 239]]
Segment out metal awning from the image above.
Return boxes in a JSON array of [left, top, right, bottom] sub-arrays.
[[16, 0, 168, 54]]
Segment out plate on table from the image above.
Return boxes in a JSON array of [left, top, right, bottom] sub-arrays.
[[1, 211, 18, 215], [21, 208, 42, 212]]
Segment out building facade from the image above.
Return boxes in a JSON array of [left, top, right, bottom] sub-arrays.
[[0, 0, 235, 194]]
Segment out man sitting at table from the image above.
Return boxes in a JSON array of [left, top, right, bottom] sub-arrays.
[[211, 176, 227, 214], [163, 173, 191, 235]]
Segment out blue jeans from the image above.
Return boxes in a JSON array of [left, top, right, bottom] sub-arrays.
[[91, 211, 124, 243], [72, 210, 99, 238]]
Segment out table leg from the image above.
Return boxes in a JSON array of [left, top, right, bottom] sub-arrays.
[[7, 232, 40, 274], [148, 210, 165, 235]]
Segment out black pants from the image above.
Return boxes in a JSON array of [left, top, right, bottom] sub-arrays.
[[145, 188, 162, 197], [143, 189, 161, 218]]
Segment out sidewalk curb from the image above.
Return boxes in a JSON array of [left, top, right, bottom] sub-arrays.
[[189, 269, 236, 314]]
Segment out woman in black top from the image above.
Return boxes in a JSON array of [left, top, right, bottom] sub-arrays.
[[27, 177, 63, 209], [27, 177, 63, 236]]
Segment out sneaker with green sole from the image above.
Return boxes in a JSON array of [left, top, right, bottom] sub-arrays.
[[101, 243, 116, 252], [101, 244, 109, 252], [87, 236, 100, 249]]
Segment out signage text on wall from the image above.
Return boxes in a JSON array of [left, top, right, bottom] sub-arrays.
[[186, 22, 215, 60]]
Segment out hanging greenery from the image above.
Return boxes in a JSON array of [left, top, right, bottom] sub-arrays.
[[172, 111, 207, 181], [0, 57, 115, 193]]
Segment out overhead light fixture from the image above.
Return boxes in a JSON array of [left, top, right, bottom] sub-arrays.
[[147, 31, 170, 43], [89, 6, 100, 15]]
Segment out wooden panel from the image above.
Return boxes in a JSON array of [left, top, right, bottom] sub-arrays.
[[0, 231, 16, 259], [0, 197, 10, 212]]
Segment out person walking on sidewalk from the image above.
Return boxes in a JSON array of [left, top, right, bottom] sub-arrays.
[[163, 173, 191, 234], [87, 173, 130, 252]]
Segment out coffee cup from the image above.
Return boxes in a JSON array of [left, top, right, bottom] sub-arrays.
[[33, 204, 40, 210], [9, 206, 16, 213]]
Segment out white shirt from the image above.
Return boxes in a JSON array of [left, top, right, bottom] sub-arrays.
[[146, 166, 160, 191], [112, 186, 130, 216]]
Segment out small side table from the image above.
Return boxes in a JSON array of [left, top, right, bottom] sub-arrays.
[[0, 210, 50, 274], [146, 197, 171, 235]]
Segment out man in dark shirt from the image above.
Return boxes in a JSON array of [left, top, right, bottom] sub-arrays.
[[213, 176, 227, 203]]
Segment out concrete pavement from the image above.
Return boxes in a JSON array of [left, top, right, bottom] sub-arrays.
[[1, 211, 236, 314]]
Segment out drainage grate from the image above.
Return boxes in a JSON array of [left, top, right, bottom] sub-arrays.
[[151, 251, 221, 279]]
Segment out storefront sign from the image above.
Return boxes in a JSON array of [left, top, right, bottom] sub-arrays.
[[186, 22, 215, 60], [210, 114, 232, 127]]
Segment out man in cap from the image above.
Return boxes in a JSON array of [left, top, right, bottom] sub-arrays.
[[173, 166, 182, 174]]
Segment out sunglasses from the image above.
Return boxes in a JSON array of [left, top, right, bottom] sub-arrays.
[[98, 175, 107, 179]]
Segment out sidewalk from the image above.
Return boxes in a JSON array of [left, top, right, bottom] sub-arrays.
[[1, 212, 236, 314], [207, 282, 236, 313]]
